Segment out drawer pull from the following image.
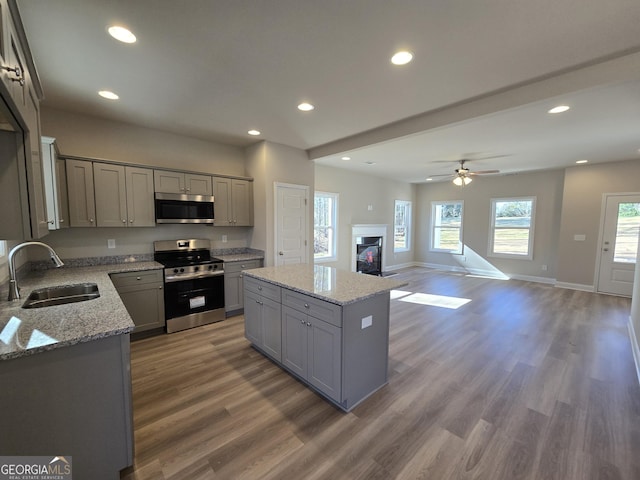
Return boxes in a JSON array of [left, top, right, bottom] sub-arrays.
[[258, 286, 262, 291], [136, 277, 141, 280], [304, 303, 309, 309]]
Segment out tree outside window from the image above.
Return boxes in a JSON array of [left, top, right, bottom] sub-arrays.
[[489, 197, 536, 259], [314, 192, 338, 261], [431, 201, 463, 254], [394, 200, 411, 252]]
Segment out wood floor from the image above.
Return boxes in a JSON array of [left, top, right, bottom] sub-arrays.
[[120, 267, 640, 480]]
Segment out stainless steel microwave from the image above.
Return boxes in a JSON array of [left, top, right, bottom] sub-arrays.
[[154, 192, 215, 224]]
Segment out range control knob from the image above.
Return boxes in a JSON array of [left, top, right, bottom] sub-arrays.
[[194, 266, 200, 272], [173, 268, 179, 274], [179, 268, 185, 273]]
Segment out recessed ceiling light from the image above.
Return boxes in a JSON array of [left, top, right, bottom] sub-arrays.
[[548, 105, 570, 114], [98, 90, 119, 100], [108, 25, 136, 44], [247, 129, 261, 136], [391, 51, 413, 65], [365, 161, 376, 165], [298, 102, 314, 111], [576, 159, 588, 164], [341, 156, 351, 161], [426, 177, 433, 181]]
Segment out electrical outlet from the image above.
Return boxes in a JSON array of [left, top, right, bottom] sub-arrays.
[[541, 264, 548, 271], [367, 204, 373, 211], [107, 239, 116, 249], [222, 235, 228, 243]]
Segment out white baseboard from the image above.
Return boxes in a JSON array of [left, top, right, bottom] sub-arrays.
[[628, 317, 640, 386], [509, 273, 556, 285], [554, 282, 595, 292], [385, 262, 418, 271]]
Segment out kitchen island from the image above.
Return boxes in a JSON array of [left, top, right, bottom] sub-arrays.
[[243, 264, 406, 411], [0, 261, 161, 480]]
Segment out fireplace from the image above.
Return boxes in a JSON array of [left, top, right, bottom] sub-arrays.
[[356, 236, 383, 275]]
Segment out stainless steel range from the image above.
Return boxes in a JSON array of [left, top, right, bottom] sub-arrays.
[[153, 239, 224, 333]]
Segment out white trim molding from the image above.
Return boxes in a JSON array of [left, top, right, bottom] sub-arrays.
[[628, 317, 640, 386], [554, 282, 595, 292]]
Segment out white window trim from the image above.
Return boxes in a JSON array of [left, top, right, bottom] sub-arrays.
[[393, 200, 412, 253], [488, 196, 536, 260], [314, 191, 338, 263], [430, 200, 464, 255]]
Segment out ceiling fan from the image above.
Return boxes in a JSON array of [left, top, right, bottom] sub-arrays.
[[428, 159, 501, 186]]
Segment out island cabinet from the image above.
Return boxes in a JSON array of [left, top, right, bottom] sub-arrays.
[[244, 276, 282, 362], [111, 269, 165, 333], [224, 259, 262, 316], [154, 169, 212, 195], [243, 265, 399, 412], [282, 292, 342, 402]]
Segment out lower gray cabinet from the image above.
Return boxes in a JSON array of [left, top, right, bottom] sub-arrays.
[[224, 259, 262, 316], [110, 269, 165, 333], [282, 305, 342, 401], [244, 277, 281, 361]]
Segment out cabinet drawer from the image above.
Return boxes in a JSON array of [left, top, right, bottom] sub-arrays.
[[110, 269, 163, 289], [244, 276, 281, 302], [282, 289, 342, 328], [224, 259, 262, 274]]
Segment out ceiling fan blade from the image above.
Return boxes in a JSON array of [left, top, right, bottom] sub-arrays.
[[426, 173, 454, 178], [468, 169, 500, 175]]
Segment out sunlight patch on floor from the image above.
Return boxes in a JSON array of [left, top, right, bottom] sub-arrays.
[[390, 289, 413, 300], [398, 292, 471, 309]]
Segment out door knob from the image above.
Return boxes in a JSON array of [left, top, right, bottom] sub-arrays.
[[279, 251, 284, 255]]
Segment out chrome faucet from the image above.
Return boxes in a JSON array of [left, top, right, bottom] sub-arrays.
[[7, 241, 65, 301]]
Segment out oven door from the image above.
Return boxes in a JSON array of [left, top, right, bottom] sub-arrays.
[[164, 274, 224, 320]]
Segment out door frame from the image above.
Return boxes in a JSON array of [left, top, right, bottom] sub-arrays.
[[273, 182, 310, 265], [595, 192, 640, 295]]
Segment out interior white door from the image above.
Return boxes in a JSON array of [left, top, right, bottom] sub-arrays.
[[597, 194, 640, 296], [275, 183, 309, 266]]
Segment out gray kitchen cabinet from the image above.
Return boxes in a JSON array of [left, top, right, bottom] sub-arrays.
[[243, 276, 282, 361], [282, 296, 342, 402], [110, 269, 165, 333], [94, 163, 155, 227], [212, 176, 253, 226], [224, 259, 262, 316], [66, 158, 96, 227], [154, 169, 212, 195], [42, 137, 69, 230]]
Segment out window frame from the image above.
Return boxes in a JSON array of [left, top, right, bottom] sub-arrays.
[[430, 200, 464, 255], [488, 196, 536, 260], [313, 191, 338, 263], [393, 200, 412, 253]]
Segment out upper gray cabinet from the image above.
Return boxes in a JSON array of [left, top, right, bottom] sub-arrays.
[[42, 136, 69, 230], [153, 169, 212, 196], [66, 159, 96, 227], [212, 176, 253, 226], [90, 162, 156, 228]]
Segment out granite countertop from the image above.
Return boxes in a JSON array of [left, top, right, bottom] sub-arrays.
[[214, 253, 264, 263], [0, 261, 163, 361], [243, 264, 407, 305]]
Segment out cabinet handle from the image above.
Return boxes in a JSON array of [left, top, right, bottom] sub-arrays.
[[2, 65, 21, 76], [136, 277, 141, 281], [90, 218, 94, 223], [306, 322, 311, 327], [256, 300, 263, 305], [304, 303, 309, 309], [129, 219, 134, 223], [59, 219, 64, 223], [122, 219, 126, 223], [257, 286, 262, 291], [158, 286, 162, 290]]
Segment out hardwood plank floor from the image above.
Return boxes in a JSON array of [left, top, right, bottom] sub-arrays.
[[121, 267, 640, 479]]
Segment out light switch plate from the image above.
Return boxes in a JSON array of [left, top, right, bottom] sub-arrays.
[[361, 315, 373, 329]]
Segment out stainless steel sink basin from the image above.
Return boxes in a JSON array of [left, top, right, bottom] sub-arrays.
[[22, 283, 100, 309]]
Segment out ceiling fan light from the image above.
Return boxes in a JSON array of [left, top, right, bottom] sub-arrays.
[[453, 176, 463, 186], [464, 176, 472, 185]]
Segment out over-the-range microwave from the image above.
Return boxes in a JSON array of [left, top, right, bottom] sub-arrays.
[[154, 192, 215, 224]]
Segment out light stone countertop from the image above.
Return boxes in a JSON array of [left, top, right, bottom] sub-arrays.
[[243, 264, 407, 305], [214, 253, 264, 263], [0, 261, 163, 361]]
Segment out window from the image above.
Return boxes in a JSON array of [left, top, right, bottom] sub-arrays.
[[394, 200, 411, 252], [431, 201, 463, 254], [314, 191, 338, 261], [489, 197, 536, 259]]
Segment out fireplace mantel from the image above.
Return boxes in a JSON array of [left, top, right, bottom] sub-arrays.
[[351, 224, 388, 273]]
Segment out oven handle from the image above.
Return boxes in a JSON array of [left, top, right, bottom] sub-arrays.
[[164, 270, 225, 283]]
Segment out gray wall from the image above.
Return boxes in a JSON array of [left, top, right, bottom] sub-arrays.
[[314, 165, 416, 272], [416, 169, 565, 281]]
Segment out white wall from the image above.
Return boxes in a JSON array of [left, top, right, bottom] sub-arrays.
[[416, 169, 565, 281], [314, 165, 416, 272], [245, 141, 314, 266]]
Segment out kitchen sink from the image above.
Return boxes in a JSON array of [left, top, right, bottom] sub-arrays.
[[22, 283, 100, 309]]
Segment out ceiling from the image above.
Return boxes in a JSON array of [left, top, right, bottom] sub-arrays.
[[16, 0, 640, 184]]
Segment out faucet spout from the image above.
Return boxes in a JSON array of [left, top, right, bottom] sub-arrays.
[[7, 241, 65, 301]]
